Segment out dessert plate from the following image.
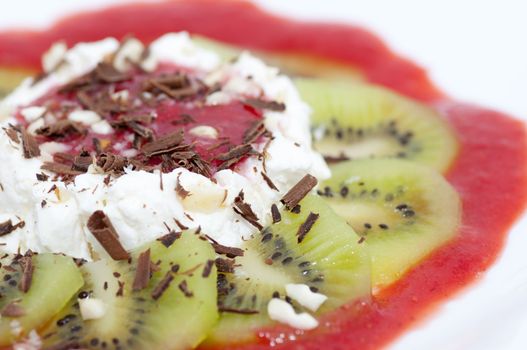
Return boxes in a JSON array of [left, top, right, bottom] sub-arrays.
[[0, 1, 525, 349]]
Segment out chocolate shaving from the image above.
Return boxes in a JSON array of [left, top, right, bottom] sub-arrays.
[[216, 144, 252, 161], [132, 249, 151, 291], [35, 120, 87, 138], [212, 243, 244, 258], [72, 153, 93, 172], [174, 219, 188, 231], [4, 126, 20, 144], [281, 174, 318, 210], [233, 191, 263, 230], [202, 259, 214, 278], [116, 280, 125, 297], [18, 256, 34, 293], [244, 98, 286, 112], [1, 301, 25, 317], [151, 271, 174, 300], [271, 204, 281, 224], [53, 152, 75, 164], [21, 129, 41, 159], [142, 130, 184, 157], [243, 120, 267, 144], [178, 280, 194, 297], [41, 162, 84, 176], [92, 138, 103, 154], [87, 211, 130, 260], [96, 152, 129, 175], [291, 204, 301, 214], [0, 220, 25, 236], [157, 231, 181, 248], [261, 172, 278, 191], [128, 121, 154, 140], [144, 73, 197, 100], [76, 90, 96, 109], [215, 258, 235, 273], [323, 154, 350, 164], [297, 212, 319, 243], [36, 172, 49, 181], [95, 62, 130, 83], [175, 178, 190, 199], [218, 306, 259, 315]]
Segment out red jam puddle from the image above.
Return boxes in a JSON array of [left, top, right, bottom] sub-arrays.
[[0, 1, 526, 349]]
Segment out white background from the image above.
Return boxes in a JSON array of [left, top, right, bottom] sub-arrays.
[[0, 1, 526, 349]]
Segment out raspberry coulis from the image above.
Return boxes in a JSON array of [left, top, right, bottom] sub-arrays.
[[16, 64, 263, 174]]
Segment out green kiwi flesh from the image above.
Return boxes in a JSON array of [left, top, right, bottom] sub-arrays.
[[191, 35, 363, 81], [206, 195, 371, 345], [0, 253, 83, 346], [41, 232, 218, 350], [295, 78, 459, 173], [320, 159, 461, 288], [0, 67, 35, 100]]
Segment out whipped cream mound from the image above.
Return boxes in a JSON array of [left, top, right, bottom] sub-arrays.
[[0, 32, 330, 260]]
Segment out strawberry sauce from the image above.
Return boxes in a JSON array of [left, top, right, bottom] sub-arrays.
[[0, 1, 525, 349]]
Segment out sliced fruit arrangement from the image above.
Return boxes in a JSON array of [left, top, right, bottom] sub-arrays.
[[40, 232, 218, 350], [0, 66, 35, 99], [191, 35, 363, 81], [0, 253, 83, 346], [319, 159, 461, 288], [206, 194, 371, 345], [295, 78, 459, 173]]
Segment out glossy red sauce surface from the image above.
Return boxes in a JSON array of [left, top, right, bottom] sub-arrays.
[[0, 1, 525, 349], [16, 64, 263, 173]]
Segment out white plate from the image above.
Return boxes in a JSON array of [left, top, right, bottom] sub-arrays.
[[1, 1, 526, 349]]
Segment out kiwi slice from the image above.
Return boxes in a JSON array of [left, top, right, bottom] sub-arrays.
[[0, 66, 34, 98], [320, 159, 461, 288], [295, 78, 458, 173], [0, 253, 83, 346], [206, 195, 371, 345], [191, 35, 363, 81], [41, 232, 218, 350]]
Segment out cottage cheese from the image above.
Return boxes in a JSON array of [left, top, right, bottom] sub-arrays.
[[0, 32, 330, 260]]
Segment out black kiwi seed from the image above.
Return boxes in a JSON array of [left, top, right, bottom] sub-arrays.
[[90, 338, 99, 346], [3, 274, 11, 281], [271, 252, 282, 260], [340, 186, 349, 197], [218, 228, 325, 315], [56, 314, 76, 327], [261, 232, 273, 243], [281, 257, 293, 265], [298, 261, 310, 268], [78, 291, 89, 299]]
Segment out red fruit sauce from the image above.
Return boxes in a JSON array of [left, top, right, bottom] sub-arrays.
[[17, 65, 263, 173], [0, 1, 525, 349]]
